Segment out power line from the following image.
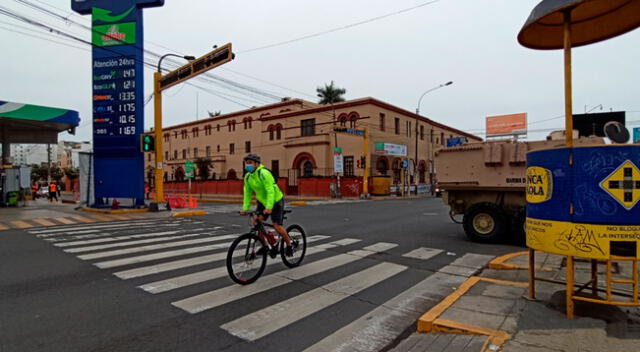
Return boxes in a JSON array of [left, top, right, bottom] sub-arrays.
[[239, 0, 441, 54]]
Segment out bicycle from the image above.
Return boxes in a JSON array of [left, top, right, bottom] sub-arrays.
[[226, 209, 307, 285]]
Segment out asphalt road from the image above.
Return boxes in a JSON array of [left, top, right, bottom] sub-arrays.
[[0, 198, 521, 352]]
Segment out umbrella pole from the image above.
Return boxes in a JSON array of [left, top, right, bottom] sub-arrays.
[[563, 9, 574, 148]]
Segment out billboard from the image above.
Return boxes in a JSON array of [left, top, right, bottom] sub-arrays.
[[374, 143, 407, 156], [486, 113, 527, 137]]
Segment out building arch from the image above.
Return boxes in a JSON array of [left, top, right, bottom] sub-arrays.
[[338, 113, 348, 126], [348, 111, 359, 128], [292, 152, 317, 177]]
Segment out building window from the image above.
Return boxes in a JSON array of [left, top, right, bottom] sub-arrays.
[[394, 118, 400, 135], [229, 143, 235, 155], [430, 129, 434, 143], [420, 125, 425, 140], [182, 149, 187, 159], [407, 121, 412, 137], [303, 161, 314, 177], [164, 133, 170, 142], [217, 145, 220, 153], [380, 113, 385, 131], [205, 125, 211, 135], [245, 141, 251, 153], [165, 151, 169, 160], [271, 160, 280, 179], [216, 124, 220, 132], [268, 125, 274, 141], [181, 130, 188, 139], [244, 117, 252, 129], [350, 115, 357, 128], [173, 150, 177, 160], [344, 156, 354, 176], [193, 148, 198, 158], [173, 131, 178, 139], [301, 118, 315, 136], [441, 132, 445, 146], [192, 127, 199, 138], [206, 146, 211, 157], [339, 114, 347, 127], [276, 124, 282, 140]]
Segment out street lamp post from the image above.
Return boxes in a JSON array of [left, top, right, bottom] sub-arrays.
[[415, 81, 453, 195], [153, 54, 195, 204]]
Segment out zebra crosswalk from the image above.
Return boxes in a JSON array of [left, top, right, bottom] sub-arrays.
[[26, 219, 493, 351], [0, 213, 150, 231]]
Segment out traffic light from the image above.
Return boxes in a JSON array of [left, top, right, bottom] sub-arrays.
[[360, 156, 366, 169], [141, 135, 155, 152]]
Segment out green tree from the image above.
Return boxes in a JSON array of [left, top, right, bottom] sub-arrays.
[[63, 167, 79, 179], [195, 157, 213, 181], [50, 166, 64, 182], [31, 164, 48, 182], [207, 110, 222, 117], [316, 81, 346, 105]]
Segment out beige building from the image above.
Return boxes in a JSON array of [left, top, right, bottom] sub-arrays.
[[145, 97, 481, 194]]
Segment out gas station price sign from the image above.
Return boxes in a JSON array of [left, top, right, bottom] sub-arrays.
[[72, 0, 164, 204]]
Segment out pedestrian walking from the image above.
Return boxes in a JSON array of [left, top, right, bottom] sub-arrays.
[[49, 182, 58, 202]]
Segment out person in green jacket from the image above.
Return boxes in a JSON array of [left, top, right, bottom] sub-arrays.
[[240, 154, 293, 256]]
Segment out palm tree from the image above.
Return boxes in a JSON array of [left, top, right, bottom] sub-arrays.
[[316, 81, 346, 105]]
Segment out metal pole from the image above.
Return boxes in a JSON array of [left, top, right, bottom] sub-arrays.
[[154, 72, 165, 203], [566, 255, 575, 318], [563, 10, 574, 148], [362, 127, 369, 198], [47, 143, 51, 183], [528, 248, 536, 299]]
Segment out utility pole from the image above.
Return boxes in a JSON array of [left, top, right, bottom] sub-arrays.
[[362, 127, 369, 198], [47, 143, 51, 183]]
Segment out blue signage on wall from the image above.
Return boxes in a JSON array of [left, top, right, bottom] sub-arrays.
[[71, 0, 164, 206], [634, 127, 640, 143]]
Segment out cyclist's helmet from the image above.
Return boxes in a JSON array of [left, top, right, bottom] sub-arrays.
[[243, 153, 261, 163]]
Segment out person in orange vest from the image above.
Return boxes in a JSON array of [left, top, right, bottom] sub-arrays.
[[145, 184, 150, 199], [49, 182, 58, 202]]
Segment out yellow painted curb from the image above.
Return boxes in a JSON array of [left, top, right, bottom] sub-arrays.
[[417, 276, 527, 351], [290, 201, 308, 206], [489, 251, 553, 271], [81, 207, 149, 215], [171, 210, 207, 217]]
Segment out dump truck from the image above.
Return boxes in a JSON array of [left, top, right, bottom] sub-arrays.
[[435, 134, 602, 243]]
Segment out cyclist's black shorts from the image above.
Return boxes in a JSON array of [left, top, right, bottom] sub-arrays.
[[256, 198, 285, 225]]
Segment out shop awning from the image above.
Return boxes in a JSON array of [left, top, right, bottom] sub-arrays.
[[0, 100, 81, 144]]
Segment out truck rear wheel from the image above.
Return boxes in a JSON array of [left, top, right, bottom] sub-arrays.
[[463, 203, 507, 243]]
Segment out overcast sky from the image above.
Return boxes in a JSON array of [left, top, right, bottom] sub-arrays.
[[1, 0, 639, 143]]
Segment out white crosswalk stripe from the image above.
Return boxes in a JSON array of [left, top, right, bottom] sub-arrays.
[[55, 230, 201, 248], [220, 262, 407, 341], [114, 235, 331, 280], [77, 235, 238, 260], [139, 240, 351, 294], [29, 220, 173, 235], [402, 247, 443, 260], [171, 241, 392, 313]]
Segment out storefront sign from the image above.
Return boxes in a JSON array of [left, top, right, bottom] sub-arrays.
[[334, 152, 344, 173], [374, 142, 407, 156]]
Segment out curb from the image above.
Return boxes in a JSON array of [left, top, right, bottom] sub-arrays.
[[81, 207, 149, 215], [290, 201, 308, 206], [417, 275, 528, 351], [170, 210, 207, 217], [488, 251, 553, 271]]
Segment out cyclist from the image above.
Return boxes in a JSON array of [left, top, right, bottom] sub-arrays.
[[239, 154, 293, 257]]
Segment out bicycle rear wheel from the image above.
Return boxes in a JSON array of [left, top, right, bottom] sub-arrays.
[[227, 233, 267, 285], [281, 224, 307, 268]]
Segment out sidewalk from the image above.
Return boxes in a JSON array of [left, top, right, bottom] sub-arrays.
[[391, 251, 640, 352]]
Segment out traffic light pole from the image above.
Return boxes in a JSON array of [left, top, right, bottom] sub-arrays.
[[153, 71, 164, 203], [362, 127, 370, 198]]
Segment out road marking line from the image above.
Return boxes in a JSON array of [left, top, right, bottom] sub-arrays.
[[53, 217, 77, 225], [115, 236, 332, 279], [89, 215, 115, 221], [140, 239, 351, 294], [220, 262, 407, 341], [78, 235, 237, 260], [362, 242, 398, 253], [402, 247, 443, 260], [72, 216, 96, 223], [51, 227, 189, 246], [328, 238, 362, 246], [94, 242, 232, 268], [11, 220, 34, 229], [63, 232, 201, 252], [32, 218, 56, 227], [36, 222, 178, 237], [172, 242, 386, 313], [29, 220, 162, 234]]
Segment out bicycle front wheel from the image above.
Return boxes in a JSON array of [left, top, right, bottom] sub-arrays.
[[227, 233, 267, 285], [281, 224, 307, 268]]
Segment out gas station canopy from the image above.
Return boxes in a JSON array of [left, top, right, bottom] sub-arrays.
[[0, 100, 80, 144]]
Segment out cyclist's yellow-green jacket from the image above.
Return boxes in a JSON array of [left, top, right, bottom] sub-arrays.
[[243, 164, 283, 211]]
